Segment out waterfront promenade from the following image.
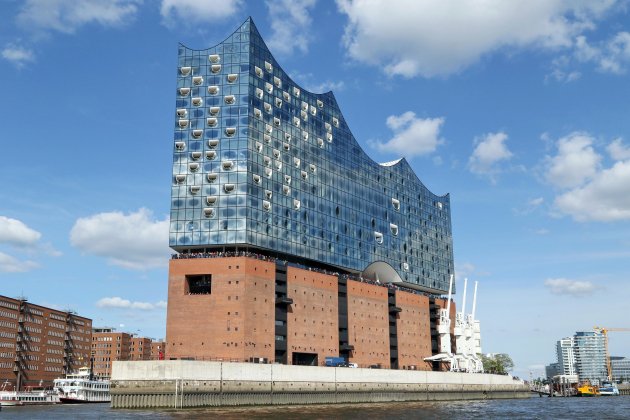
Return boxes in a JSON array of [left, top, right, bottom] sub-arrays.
[[109, 360, 528, 409]]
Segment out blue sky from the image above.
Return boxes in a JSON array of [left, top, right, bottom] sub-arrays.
[[2, 0, 630, 379]]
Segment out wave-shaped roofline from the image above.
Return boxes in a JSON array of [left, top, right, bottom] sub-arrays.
[[179, 17, 449, 200]]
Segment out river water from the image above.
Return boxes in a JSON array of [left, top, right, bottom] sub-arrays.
[[4, 397, 630, 419]]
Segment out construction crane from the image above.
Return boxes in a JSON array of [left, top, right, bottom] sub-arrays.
[[593, 326, 630, 381]]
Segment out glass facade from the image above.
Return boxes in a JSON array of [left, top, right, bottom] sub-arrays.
[[573, 331, 607, 384], [170, 19, 454, 293]]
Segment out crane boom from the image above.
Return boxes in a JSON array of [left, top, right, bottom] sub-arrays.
[[593, 326, 630, 381]]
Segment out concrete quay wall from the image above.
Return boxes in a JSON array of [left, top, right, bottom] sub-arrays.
[[110, 360, 529, 409]]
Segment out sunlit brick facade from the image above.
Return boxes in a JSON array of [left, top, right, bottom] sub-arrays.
[[0, 295, 92, 390]]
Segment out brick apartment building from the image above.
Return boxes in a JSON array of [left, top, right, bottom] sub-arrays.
[[91, 328, 166, 378], [0, 295, 92, 390]]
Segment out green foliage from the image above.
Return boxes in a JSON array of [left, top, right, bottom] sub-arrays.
[[480, 353, 514, 374]]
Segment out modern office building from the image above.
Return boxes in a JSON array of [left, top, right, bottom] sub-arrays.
[[556, 337, 577, 376], [91, 328, 165, 378], [611, 356, 630, 383], [545, 362, 560, 379], [166, 18, 456, 370], [0, 295, 92, 390], [573, 331, 607, 385]]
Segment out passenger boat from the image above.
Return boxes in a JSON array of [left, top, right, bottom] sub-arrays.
[[599, 381, 620, 396], [576, 382, 600, 397], [0, 392, 23, 406], [53, 367, 110, 403], [0, 381, 23, 406], [0, 389, 59, 405]]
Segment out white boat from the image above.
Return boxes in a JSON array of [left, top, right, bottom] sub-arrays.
[[53, 366, 110, 403], [0, 392, 23, 406], [0, 390, 59, 405], [0, 381, 23, 406], [599, 381, 620, 396]]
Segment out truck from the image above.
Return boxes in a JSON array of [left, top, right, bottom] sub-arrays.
[[325, 356, 346, 367]]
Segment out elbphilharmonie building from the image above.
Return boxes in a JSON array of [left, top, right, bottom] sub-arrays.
[[167, 18, 457, 369]]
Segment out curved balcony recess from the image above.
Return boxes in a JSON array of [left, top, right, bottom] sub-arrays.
[[180, 66, 192, 76]]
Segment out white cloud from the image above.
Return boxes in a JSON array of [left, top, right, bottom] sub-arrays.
[[550, 31, 630, 79], [2, 44, 35, 68], [265, 0, 316, 56], [554, 159, 630, 221], [543, 133, 630, 221], [337, 0, 616, 78], [160, 0, 241, 25], [70, 208, 170, 270], [607, 138, 630, 161], [468, 132, 513, 178], [0, 252, 39, 273], [17, 0, 140, 34], [290, 71, 345, 93], [544, 278, 598, 296], [544, 132, 601, 189], [0, 216, 42, 247], [96, 296, 165, 310], [373, 111, 444, 157]]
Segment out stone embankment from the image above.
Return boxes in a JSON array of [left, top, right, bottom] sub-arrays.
[[110, 360, 529, 409]]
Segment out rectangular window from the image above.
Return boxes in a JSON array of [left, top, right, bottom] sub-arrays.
[[186, 275, 212, 295]]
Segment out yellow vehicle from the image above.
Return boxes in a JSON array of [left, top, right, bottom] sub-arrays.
[[576, 382, 600, 397]]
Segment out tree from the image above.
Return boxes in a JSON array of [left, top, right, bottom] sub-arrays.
[[480, 353, 514, 375]]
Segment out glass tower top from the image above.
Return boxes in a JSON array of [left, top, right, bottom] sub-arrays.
[[170, 18, 454, 293]]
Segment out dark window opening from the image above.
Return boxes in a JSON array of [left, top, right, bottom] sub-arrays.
[[186, 275, 212, 294]]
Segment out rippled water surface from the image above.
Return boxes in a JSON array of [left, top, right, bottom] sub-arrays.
[[5, 397, 630, 419]]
